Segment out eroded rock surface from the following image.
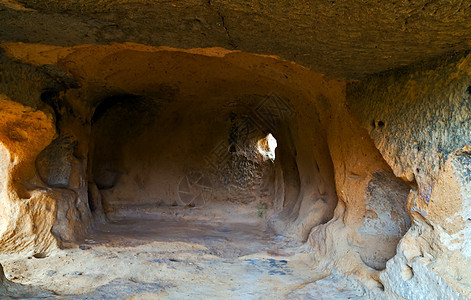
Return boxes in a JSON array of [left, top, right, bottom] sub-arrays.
[[348, 51, 471, 298], [0, 0, 470, 78]]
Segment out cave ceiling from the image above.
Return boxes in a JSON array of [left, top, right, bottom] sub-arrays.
[[0, 0, 470, 78]]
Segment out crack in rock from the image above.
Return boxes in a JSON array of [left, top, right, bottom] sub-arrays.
[[207, 0, 237, 49]]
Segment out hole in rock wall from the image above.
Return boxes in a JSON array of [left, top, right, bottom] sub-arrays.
[[257, 133, 277, 161]]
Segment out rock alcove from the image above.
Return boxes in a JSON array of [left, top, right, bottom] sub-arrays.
[[0, 43, 420, 298]]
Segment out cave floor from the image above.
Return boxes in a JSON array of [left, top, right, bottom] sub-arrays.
[[0, 214, 364, 299]]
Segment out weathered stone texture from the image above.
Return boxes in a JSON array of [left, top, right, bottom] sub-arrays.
[[1, 0, 470, 78], [0, 95, 57, 255], [348, 51, 471, 298], [36, 136, 78, 189]]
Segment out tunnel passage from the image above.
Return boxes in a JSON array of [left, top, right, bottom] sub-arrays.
[[71, 43, 414, 270], [88, 93, 281, 213], [36, 44, 409, 258], [0, 45, 416, 297], [86, 87, 338, 241], [52, 45, 344, 246]]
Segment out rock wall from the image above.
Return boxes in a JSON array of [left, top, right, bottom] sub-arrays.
[[347, 51, 471, 298], [307, 75, 412, 294], [0, 51, 92, 248], [0, 95, 57, 255]]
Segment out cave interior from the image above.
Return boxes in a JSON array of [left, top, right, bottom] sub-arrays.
[[0, 1, 470, 299]]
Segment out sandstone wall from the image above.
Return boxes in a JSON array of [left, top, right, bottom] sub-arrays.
[[347, 51, 471, 298]]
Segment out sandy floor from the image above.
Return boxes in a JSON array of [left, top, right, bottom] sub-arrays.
[[0, 213, 365, 299]]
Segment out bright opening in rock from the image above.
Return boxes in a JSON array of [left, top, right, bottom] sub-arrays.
[[257, 133, 277, 161]]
